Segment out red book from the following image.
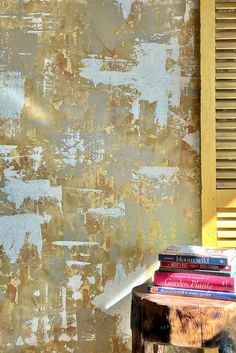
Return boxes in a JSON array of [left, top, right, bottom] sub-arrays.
[[160, 261, 234, 271], [154, 270, 236, 292]]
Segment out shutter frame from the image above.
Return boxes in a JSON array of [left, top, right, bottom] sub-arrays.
[[201, 0, 236, 247], [201, 0, 217, 246]]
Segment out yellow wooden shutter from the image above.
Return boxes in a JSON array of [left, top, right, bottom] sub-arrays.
[[201, 0, 236, 247]]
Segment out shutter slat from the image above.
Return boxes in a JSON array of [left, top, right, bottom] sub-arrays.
[[216, 129, 236, 138], [216, 120, 236, 128], [216, 41, 236, 49], [216, 91, 236, 99], [217, 239, 236, 246], [217, 230, 236, 238], [216, 111, 236, 119], [217, 160, 236, 168], [216, 81, 236, 89], [216, 3, 236, 10], [216, 31, 236, 40], [217, 208, 236, 215], [216, 101, 236, 109], [216, 12, 236, 19], [217, 180, 236, 188], [216, 61, 236, 69], [217, 170, 236, 178], [216, 21, 236, 29], [217, 143, 236, 150], [217, 150, 236, 157], [216, 51, 236, 59], [216, 72, 236, 79], [217, 219, 236, 227]]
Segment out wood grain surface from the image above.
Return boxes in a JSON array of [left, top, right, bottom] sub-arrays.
[[131, 284, 236, 351]]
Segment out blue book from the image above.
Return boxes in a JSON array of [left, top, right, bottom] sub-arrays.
[[147, 284, 236, 301], [158, 245, 236, 266]]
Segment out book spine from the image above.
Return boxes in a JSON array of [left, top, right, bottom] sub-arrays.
[[158, 254, 228, 266], [160, 261, 232, 271], [158, 267, 232, 277], [147, 285, 236, 300], [154, 271, 235, 292]]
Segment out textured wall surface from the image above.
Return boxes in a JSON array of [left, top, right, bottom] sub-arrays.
[[0, 0, 200, 352]]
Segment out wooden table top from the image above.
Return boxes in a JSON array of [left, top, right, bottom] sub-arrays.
[[133, 283, 236, 308], [131, 283, 236, 348]]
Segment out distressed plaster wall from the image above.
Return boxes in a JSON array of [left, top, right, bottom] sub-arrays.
[[0, 0, 200, 352]]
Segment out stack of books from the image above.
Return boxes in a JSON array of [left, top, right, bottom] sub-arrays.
[[147, 245, 236, 300]]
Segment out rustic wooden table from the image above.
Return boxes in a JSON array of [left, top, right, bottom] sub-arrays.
[[131, 284, 236, 353]]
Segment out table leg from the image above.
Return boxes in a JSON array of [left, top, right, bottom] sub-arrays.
[[144, 342, 153, 353], [132, 328, 144, 353], [144, 342, 164, 353], [153, 344, 164, 353], [219, 331, 235, 353]]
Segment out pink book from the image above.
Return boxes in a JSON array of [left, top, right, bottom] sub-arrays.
[[154, 270, 236, 292]]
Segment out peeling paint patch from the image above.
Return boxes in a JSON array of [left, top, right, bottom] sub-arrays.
[[31, 317, 39, 332], [184, 0, 192, 23], [3, 166, 23, 179], [53, 241, 99, 248], [79, 188, 103, 193], [43, 317, 51, 343], [0, 72, 24, 119], [25, 334, 37, 346], [16, 336, 24, 346], [57, 130, 105, 166], [67, 274, 83, 300], [0, 145, 17, 162], [132, 166, 180, 203], [31, 147, 43, 172], [183, 131, 199, 153], [115, 0, 133, 18], [43, 58, 54, 95], [0, 146, 43, 176], [66, 260, 90, 266], [1, 179, 62, 208], [80, 39, 180, 125], [136, 166, 179, 179], [33, 289, 40, 297], [0, 213, 48, 262], [61, 287, 67, 328], [21, 12, 53, 34], [59, 333, 71, 342], [88, 200, 126, 217], [57, 130, 85, 166], [84, 133, 105, 163]]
